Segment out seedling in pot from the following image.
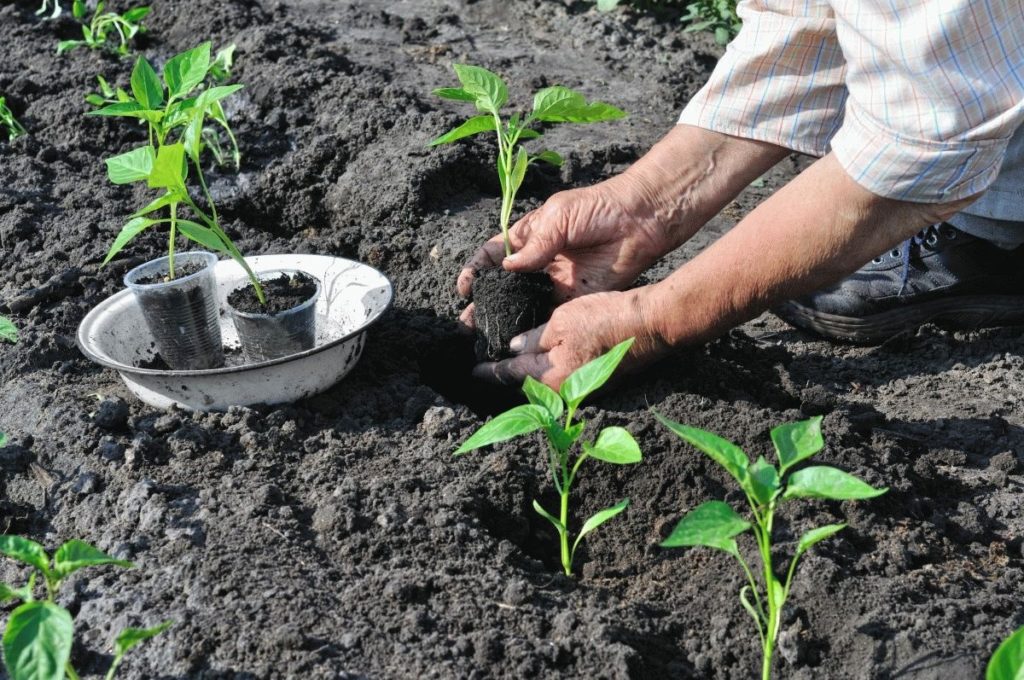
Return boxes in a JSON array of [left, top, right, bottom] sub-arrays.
[[0, 535, 172, 680], [655, 415, 887, 680], [57, 0, 150, 57], [987, 624, 1024, 680], [87, 42, 260, 298], [0, 97, 27, 142], [455, 338, 641, 576], [430, 64, 626, 360]]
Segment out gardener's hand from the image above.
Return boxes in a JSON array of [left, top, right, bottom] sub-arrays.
[[470, 288, 667, 388], [457, 176, 677, 328]]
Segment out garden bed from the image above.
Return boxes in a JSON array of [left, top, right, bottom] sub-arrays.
[[1, 0, 1022, 677]]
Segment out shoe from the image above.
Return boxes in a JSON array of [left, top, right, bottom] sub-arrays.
[[774, 223, 1024, 343]]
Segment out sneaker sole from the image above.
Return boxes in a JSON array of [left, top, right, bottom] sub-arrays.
[[773, 295, 1024, 344]]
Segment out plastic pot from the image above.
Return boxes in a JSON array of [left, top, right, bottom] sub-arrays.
[[227, 269, 321, 363], [123, 251, 224, 370]]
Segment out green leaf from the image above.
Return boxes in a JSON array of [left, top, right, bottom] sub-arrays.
[[571, 498, 629, 558], [452, 64, 508, 113], [533, 150, 563, 166], [509, 146, 528, 197], [517, 128, 542, 140], [147, 142, 186, 189], [52, 540, 132, 580], [2, 602, 73, 680], [56, 40, 84, 54], [522, 376, 563, 422], [531, 500, 565, 535], [132, 191, 179, 217], [715, 26, 732, 45], [177, 220, 227, 253], [97, 75, 115, 98], [72, 0, 85, 18], [102, 217, 160, 264], [739, 585, 764, 631], [195, 84, 243, 108], [660, 500, 751, 555], [795, 523, 846, 559], [747, 455, 779, 505], [596, 0, 621, 10], [130, 56, 163, 110], [84, 94, 106, 107], [0, 536, 49, 575], [783, 466, 888, 501], [432, 87, 476, 102], [163, 42, 211, 98], [586, 426, 642, 465], [182, 110, 204, 163], [0, 583, 23, 603], [104, 145, 154, 184], [86, 102, 144, 117], [0, 432, 6, 447], [114, 620, 172, 657], [0, 316, 17, 344], [454, 404, 548, 454], [531, 85, 626, 123], [428, 115, 496, 146], [121, 5, 150, 23], [772, 416, 824, 474], [548, 421, 584, 452], [209, 43, 236, 82], [987, 625, 1024, 680], [559, 337, 634, 410], [654, 413, 749, 487]]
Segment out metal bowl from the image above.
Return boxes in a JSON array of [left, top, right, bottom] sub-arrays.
[[77, 254, 393, 411]]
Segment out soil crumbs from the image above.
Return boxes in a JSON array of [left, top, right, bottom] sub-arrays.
[[472, 269, 554, 361], [228, 272, 319, 315], [1, 1, 1022, 679]]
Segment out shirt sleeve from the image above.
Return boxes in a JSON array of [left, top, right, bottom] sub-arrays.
[[829, 1, 1024, 203], [678, 0, 848, 158]]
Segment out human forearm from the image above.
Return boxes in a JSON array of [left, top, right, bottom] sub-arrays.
[[610, 124, 792, 252], [642, 153, 977, 347]]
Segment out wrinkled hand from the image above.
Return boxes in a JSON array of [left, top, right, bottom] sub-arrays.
[[471, 289, 667, 388], [457, 177, 675, 328]]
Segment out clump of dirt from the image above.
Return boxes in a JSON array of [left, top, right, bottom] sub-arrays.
[[1, 1, 1022, 679], [227, 271, 318, 314], [472, 268, 554, 361]]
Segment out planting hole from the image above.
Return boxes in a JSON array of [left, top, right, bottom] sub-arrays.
[[419, 334, 524, 418]]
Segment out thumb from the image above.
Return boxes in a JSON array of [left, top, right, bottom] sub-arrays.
[[504, 227, 565, 272]]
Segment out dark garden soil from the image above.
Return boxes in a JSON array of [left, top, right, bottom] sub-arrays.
[[134, 261, 209, 287], [228, 272, 318, 315], [471, 269, 554, 361], [0, 1, 1022, 678]]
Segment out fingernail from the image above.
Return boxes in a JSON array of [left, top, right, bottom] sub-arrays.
[[509, 335, 524, 353]]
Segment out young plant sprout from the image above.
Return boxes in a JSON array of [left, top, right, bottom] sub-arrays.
[[0, 316, 18, 343], [455, 338, 641, 576], [430, 64, 625, 257], [35, 0, 62, 19], [987, 625, 1024, 680], [57, 0, 150, 57], [656, 414, 887, 680], [0, 536, 171, 680], [0, 97, 27, 142], [87, 42, 262, 301]]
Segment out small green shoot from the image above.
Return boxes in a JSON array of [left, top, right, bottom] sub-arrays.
[[57, 0, 150, 57], [0, 98, 27, 142], [209, 44, 237, 83], [86, 43, 261, 301], [595, 0, 740, 45], [430, 64, 625, 257], [455, 338, 641, 576], [35, 0, 62, 19], [0, 536, 172, 680], [987, 625, 1024, 680], [0, 316, 18, 344], [656, 415, 887, 679]]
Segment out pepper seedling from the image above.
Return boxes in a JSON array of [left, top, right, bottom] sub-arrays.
[[57, 0, 150, 57], [987, 624, 1024, 680], [35, 0, 62, 19], [430, 64, 625, 257], [455, 338, 641, 576], [0, 97, 27, 142], [86, 42, 262, 301], [656, 414, 888, 680], [0, 536, 172, 680]]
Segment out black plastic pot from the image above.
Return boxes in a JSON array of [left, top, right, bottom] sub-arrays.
[[227, 269, 321, 363], [124, 251, 224, 370], [472, 268, 554, 361]]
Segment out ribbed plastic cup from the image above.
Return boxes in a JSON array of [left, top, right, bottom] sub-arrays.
[[124, 251, 224, 370], [228, 269, 321, 363]]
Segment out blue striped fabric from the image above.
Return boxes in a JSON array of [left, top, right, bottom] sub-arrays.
[[678, 0, 1024, 203]]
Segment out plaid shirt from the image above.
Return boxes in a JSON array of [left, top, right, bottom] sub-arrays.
[[679, 0, 1024, 204]]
